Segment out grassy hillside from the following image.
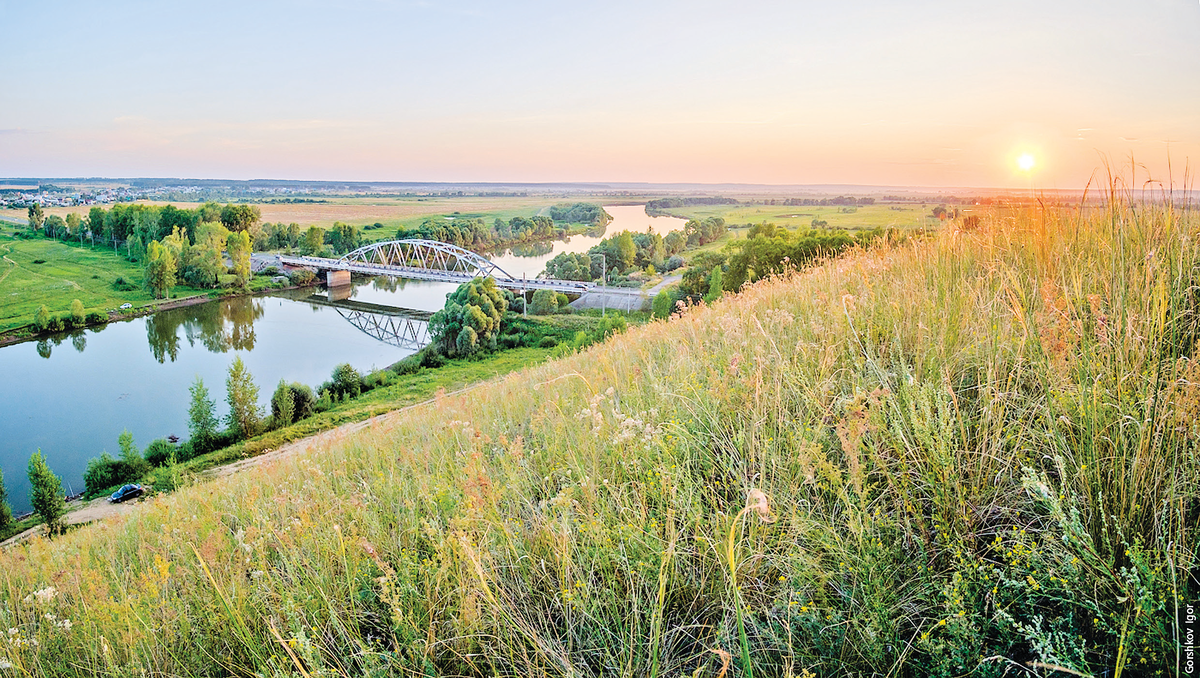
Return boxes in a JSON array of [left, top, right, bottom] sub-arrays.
[[0, 197, 1196, 676]]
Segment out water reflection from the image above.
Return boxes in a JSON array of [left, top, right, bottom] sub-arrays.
[[146, 297, 266, 363], [506, 240, 555, 258]]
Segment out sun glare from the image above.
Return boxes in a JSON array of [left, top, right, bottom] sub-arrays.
[[1017, 153, 1036, 172]]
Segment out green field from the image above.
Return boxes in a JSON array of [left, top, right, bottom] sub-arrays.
[[0, 223, 158, 332], [655, 201, 937, 231]]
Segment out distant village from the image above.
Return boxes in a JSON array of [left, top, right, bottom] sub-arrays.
[[0, 184, 305, 210]]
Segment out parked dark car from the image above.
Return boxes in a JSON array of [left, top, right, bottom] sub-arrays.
[[108, 484, 143, 503]]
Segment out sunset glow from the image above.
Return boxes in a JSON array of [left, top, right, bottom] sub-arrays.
[[0, 2, 1198, 188], [1018, 154, 1036, 172]]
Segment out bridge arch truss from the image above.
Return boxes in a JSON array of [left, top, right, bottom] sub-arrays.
[[339, 239, 515, 280]]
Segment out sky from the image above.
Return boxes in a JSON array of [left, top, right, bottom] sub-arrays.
[[1, 0, 1198, 189]]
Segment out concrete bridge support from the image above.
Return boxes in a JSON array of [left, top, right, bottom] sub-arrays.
[[326, 269, 351, 287]]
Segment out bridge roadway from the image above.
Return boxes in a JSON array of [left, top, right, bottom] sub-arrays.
[[278, 254, 593, 294]]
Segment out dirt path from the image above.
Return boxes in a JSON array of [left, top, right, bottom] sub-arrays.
[[1, 381, 488, 548]]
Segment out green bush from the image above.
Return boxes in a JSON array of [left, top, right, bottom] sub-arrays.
[[288, 383, 316, 421], [538, 336, 559, 348], [83, 453, 140, 495], [112, 277, 138, 292], [392, 356, 422, 375], [322, 363, 363, 400], [33, 305, 51, 331], [85, 310, 108, 324], [47, 315, 66, 333], [652, 289, 675, 319], [289, 269, 317, 286], [217, 274, 238, 288], [144, 439, 177, 467], [529, 289, 559, 315]]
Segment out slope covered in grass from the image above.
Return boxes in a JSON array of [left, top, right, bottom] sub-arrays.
[[1, 199, 1196, 676]]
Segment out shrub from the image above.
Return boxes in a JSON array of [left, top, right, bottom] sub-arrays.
[[217, 274, 239, 288], [323, 363, 363, 400], [393, 357, 422, 375], [85, 310, 108, 324], [538, 336, 559, 348], [652, 289, 675, 319], [258, 266, 280, 277], [33, 305, 50, 331], [47, 315, 65, 333], [144, 439, 177, 467], [69, 299, 85, 327], [112, 277, 138, 292], [289, 269, 317, 286], [529, 289, 559, 315], [84, 453, 138, 495], [420, 349, 447, 369], [289, 382, 316, 421]]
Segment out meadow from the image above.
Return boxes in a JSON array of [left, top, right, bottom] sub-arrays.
[[0, 223, 159, 332], [1, 195, 576, 232], [0, 192, 1195, 676], [655, 202, 936, 232]]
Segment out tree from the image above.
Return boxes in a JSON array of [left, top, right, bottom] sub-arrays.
[[27, 204, 44, 232], [219, 204, 261, 232], [301, 226, 325, 255], [325, 222, 362, 255], [27, 451, 65, 536], [69, 299, 85, 328], [428, 277, 508, 357], [87, 206, 106, 244], [118, 429, 150, 478], [144, 240, 177, 298], [44, 215, 66, 239], [226, 231, 252, 288], [529, 289, 559, 315], [34, 305, 51, 332], [225, 356, 262, 439], [703, 266, 723, 304], [0, 467, 13, 530], [188, 376, 219, 448], [271, 379, 295, 427], [66, 212, 82, 240]]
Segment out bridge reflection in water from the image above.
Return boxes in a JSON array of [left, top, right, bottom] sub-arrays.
[[301, 288, 434, 351]]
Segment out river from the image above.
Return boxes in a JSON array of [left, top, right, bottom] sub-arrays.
[[0, 205, 686, 513]]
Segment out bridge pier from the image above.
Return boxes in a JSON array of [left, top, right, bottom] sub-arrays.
[[326, 270, 351, 287]]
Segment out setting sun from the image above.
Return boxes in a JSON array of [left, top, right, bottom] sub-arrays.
[[1017, 153, 1036, 172]]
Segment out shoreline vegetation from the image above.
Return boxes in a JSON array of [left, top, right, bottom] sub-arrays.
[[0, 186, 1194, 674], [0, 201, 613, 344]]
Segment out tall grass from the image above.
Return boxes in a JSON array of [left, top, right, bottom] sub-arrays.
[[0, 187, 1196, 676]]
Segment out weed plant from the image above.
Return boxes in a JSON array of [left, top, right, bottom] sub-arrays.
[[0, 185, 1196, 676]]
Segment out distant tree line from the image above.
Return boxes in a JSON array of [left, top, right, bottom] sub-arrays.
[[645, 197, 739, 214], [547, 203, 611, 225], [395, 215, 561, 251], [776, 196, 876, 206]]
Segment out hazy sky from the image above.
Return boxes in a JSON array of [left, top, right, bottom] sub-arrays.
[[2, 0, 1197, 188]]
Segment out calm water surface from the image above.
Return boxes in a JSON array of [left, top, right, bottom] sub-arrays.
[[0, 205, 685, 512]]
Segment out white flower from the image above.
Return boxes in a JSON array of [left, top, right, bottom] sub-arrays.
[[23, 587, 57, 605]]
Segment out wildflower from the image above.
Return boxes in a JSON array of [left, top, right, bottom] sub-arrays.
[[23, 587, 57, 605]]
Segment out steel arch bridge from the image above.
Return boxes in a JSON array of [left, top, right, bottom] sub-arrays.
[[340, 239, 517, 279], [278, 239, 592, 293]]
